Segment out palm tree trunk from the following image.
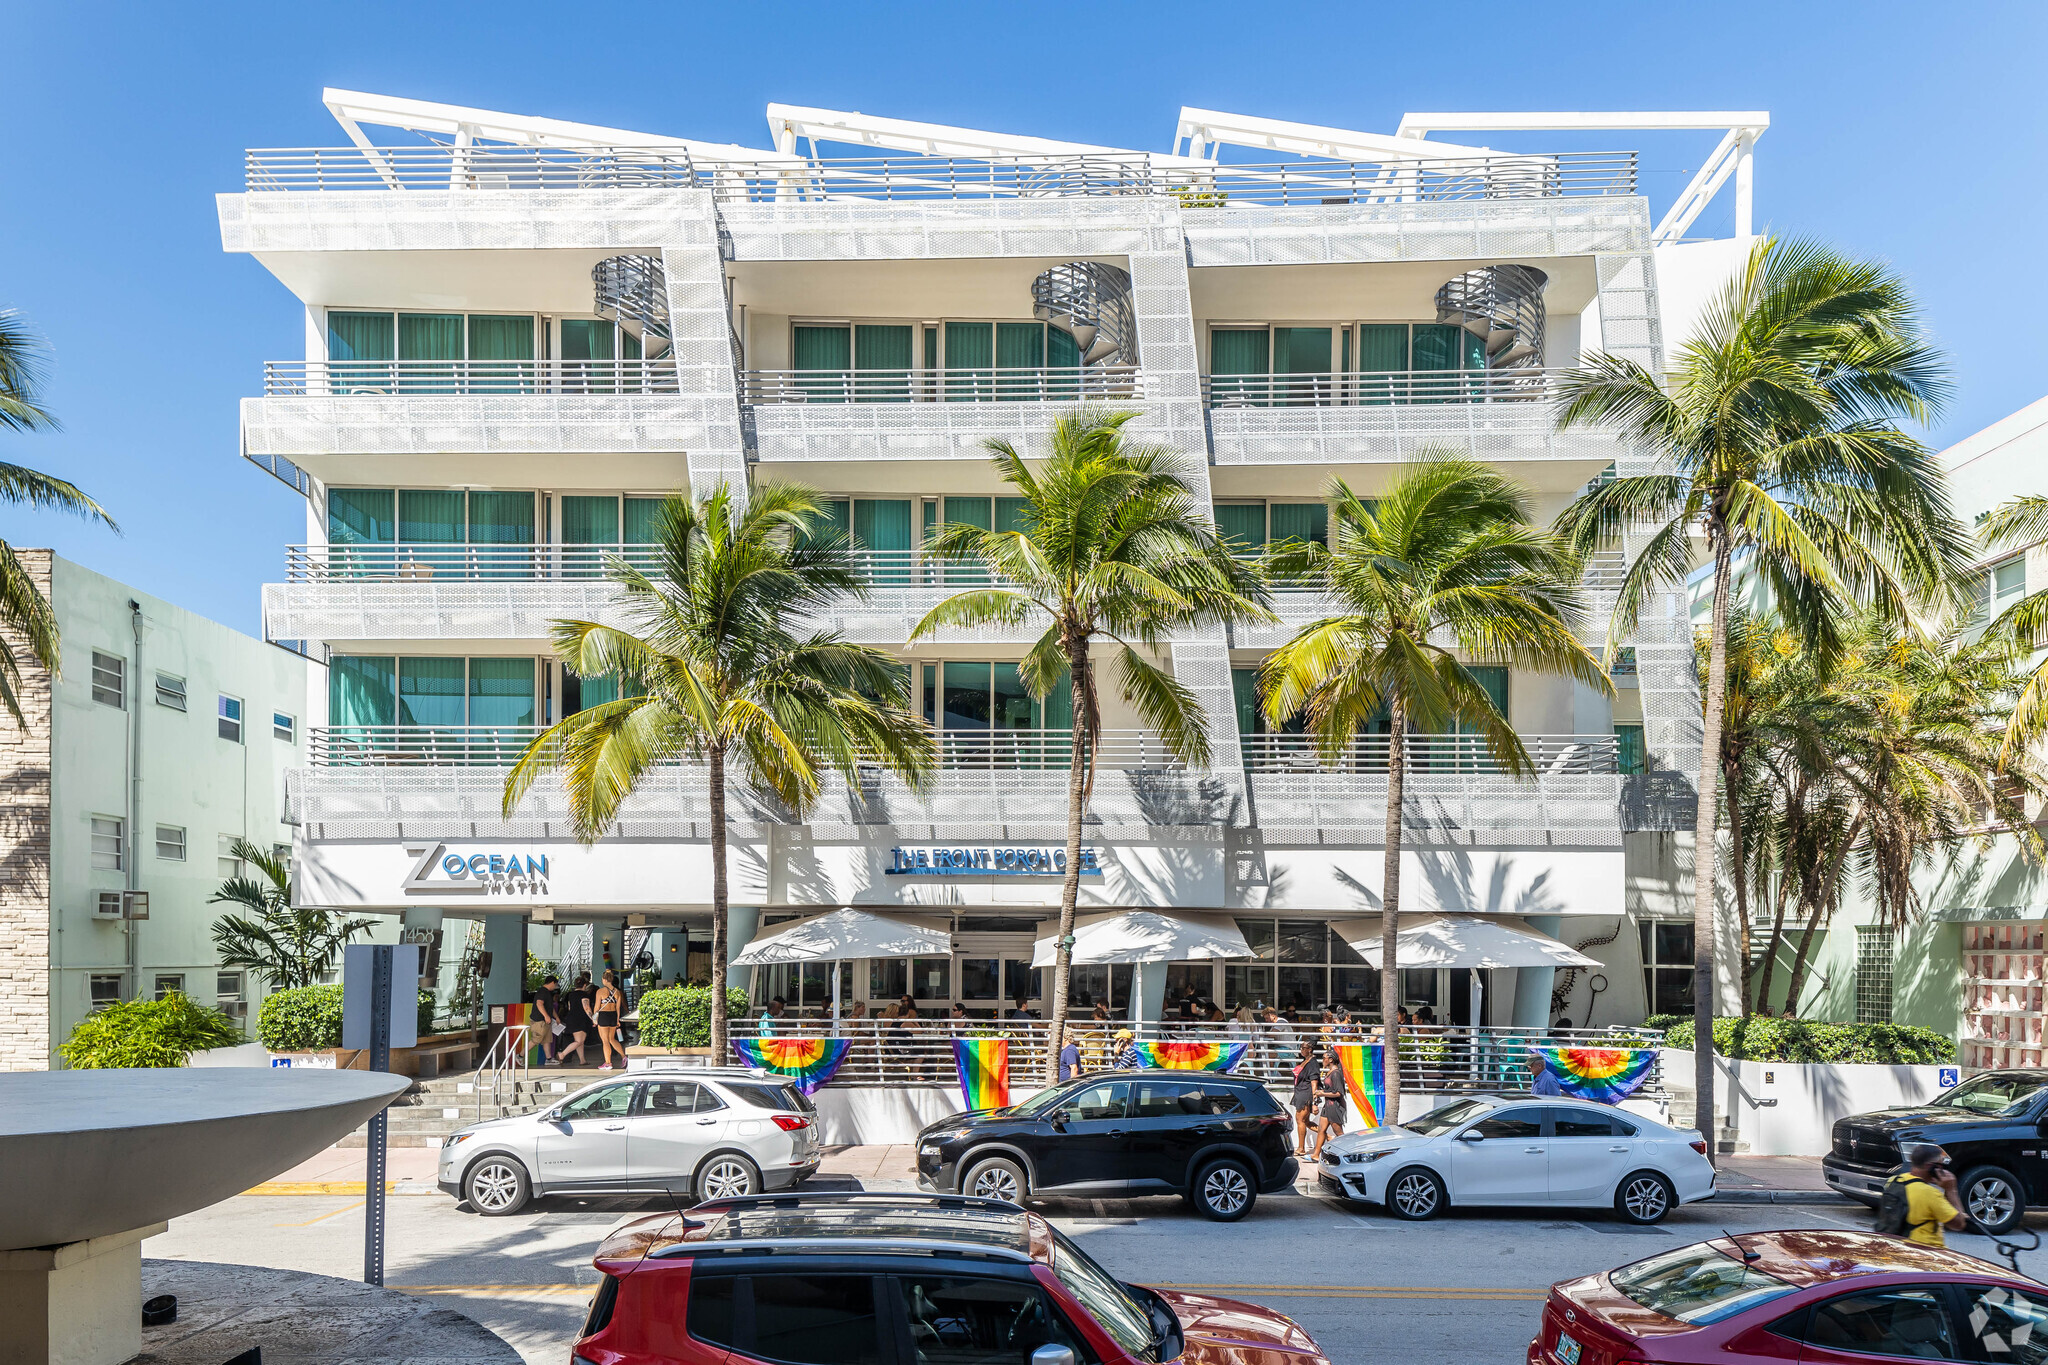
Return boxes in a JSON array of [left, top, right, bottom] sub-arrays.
[[1048, 636, 1094, 1084], [1728, 756, 1754, 1013], [1690, 525, 1735, 1160], [1751, 867, 1791, 1016], [709, 740, 731, 1062], [1380, 693, 1407, 1122]]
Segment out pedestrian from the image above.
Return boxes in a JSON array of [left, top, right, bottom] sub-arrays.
[[1882, 1144, 1967, 1247], [1309, 1048, 1346, 1159], [594, 969, 627, 1070], [1262, 1007, 1296, 1072], [1528, 1048, 1564, 1097], [557, 976, 594, 1066], [1289, 1039, 1320, 1157], [1112, 1028, 1142, 1070], [532, 973, 563, 1066], [1058, 1023, 1081, 1082]]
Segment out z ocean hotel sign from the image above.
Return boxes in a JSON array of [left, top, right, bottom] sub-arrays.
[[401, 842, 550, 895], [886, 845, 1102, 877]]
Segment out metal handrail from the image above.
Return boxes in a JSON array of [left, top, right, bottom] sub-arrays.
[[1202, 368, 1561, 408], [285, 543, 665, 581], [474, 1022, 530, 1120], [243, 147, 1637, 201], [1238, 731, 1620, 775], [263, 359, 680, 396], [740, 366, 1142, 404]]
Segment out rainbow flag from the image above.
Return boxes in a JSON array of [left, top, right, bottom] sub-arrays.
[[731, 1036, 852, 1095], [952, 1038, 1010, 1111], [1534, 1046, 1656, 1104], [1128, 1039, 1248, 1072], [1332, 1044, 1388, 1129]]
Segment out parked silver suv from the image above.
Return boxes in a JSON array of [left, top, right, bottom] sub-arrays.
[[438, 1067, 821, 1214]]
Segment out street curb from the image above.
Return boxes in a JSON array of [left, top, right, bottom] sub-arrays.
[[1711, 1189, 1853, 1205]]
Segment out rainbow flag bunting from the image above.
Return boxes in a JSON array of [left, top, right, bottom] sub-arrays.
[[1332, 1044, 1388, 1129], [1534, 1046, 1656, 1104], [730, 1036, 852, 1095], [1128, 1039, 1248, 1073], [952, 1038, 1010, 1111]]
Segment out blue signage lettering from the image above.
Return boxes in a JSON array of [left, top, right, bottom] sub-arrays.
[[884, 845, 1104, 877], [443, 854, 467, 878]]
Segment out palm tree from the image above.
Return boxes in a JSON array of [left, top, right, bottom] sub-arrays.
[[504, 483, 935, 1060], [1552, 237, 1967, 1149], [1978, 495, 2048, 762], [210, 838, 375, 989], [0, 309, 115, 726], [1258, 457, 1606, 1118], [910, 410, 1272, 1080]]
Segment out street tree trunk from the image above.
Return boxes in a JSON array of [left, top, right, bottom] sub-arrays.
[[1784, 811, 1864, 1014], [709, 741, 731, 1062], [1691, 526, 1735, 1162], [1047, 635, 1095, 1084], [1728, 752, 1754, 1012], [1380, 692, 1408, 1122]]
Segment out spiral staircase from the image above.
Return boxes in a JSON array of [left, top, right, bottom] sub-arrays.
[[1031, 261, 1138, 367], [1434, 263, 1549, 370]]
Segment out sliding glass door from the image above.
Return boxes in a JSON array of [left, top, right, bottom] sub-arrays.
[[923, 661, 1074, 768], [327, 656, 537, 764]]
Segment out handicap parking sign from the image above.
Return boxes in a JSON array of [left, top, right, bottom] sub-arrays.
[[1939, 1066, 1961, 1089]]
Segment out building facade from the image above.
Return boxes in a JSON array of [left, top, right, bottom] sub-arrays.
[[229, 94, 1776, 1028], [0, 552, 309, 1067]]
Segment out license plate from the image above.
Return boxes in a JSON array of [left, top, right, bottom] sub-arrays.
[[1555, 1332, 1582, 1365]]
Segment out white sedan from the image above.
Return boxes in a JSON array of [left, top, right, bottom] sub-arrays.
[[1316, 1094, 1716, 1223]]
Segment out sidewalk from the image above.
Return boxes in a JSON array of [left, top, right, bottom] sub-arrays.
[[244, 1145, 444, 1195], [1713, 1155, 1847, 1205]]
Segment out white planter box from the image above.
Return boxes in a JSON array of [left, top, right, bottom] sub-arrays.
[[1664, 1048, 1959, 1156]]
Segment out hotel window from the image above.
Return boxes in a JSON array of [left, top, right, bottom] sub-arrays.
[[216, 971, 247, 1019], [155, 824, 186, 861], [1970, 557, 2027, 625], [218, 694, 243, 743], [89, 975, 124, 1010], [273, 712, 295, 743], [154, 974, 185, 1001], [326, 488, 537, 578], [325, 311, 538, 393], [327, 656, 538, 759], [90, 651, 125, 708], [1639, 921, 1695, 1017], [559, 494, 669, 577], [1209, 322, 1486, 405], [218, 834, 244, 881], [91, 816, 124, 871], [792, 320, 1079, 402], [1225, 918, 1378, 1017], [919, 661, 1074, 768], [155, 672, 187, 710]]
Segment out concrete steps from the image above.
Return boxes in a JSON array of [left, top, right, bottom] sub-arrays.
[[338, 1066, 606, 1148], [1664, 1086, 1749, 1155]]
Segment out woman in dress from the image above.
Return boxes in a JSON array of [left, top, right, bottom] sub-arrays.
[[1309, 1047, 1347, 1159], [1289, 1038, 1320, 1157], [593, 970, 627, 1070]]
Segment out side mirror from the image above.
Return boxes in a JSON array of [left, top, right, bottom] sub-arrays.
[[1456, 1129, 1484, 1142], [1032, 1346, 1078, 1365]]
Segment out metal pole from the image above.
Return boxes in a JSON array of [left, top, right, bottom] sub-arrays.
[[365, 944, 391, 1287]]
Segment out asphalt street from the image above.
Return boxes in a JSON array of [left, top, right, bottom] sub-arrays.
[[142, 1178, 2042, 1365]]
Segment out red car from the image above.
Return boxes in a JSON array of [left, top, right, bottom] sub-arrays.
[[573, 1191, 1333, 1365], [1530, 1229, 2048, 1365]]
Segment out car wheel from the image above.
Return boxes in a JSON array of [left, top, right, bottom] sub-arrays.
[[1386, 1166, 1445, 1221], [1614, 1171, 1676, 1225], [463, 1156, 530, 1216], [964, 1157, 1028, 1204], [697, 1155, 761, 1202], [1960, 1165, 2026, 1234], [1193, 1159, 1256, 1222]]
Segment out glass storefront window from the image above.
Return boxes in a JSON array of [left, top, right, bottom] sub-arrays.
[[960, 958, 1001, 1001], [1004, 961, 1042, 1002], [869, 957, 952, 1001], [1223, 963, 1275, 1011], [1165, 963, 1212, 1012], [1277, 967, 1325, 1014], [1070, 964, 1131, 1011], [1276, 921, 1329, 963], [1332, 968, 1379, 1012]]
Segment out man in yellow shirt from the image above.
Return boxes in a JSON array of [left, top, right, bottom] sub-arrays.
[[1891, 1144, 1969, 1247]]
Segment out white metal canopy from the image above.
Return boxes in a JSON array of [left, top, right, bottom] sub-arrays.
[[1333, 915, 1599, 970], [1030, 911, 1254, 968], [732, 907, 953, 966]]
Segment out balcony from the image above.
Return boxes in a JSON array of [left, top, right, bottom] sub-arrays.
[[263, 359, 680, 396], [739, 366, 1141, 405], [1239, 732, 1619, 775], [1202, 369, 1555, 408]]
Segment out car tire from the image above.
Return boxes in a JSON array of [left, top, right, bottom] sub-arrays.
[[1192, 1159, 1257, 1222], [1386, 1166, 1446, 1221], [696, 1154, 761, 1202], [1614, 1170, 1677, 1225], [963, 1157, 1029, 1205], [1959, 1165, 2026, 1234], [463, 1155, 531, 1216]]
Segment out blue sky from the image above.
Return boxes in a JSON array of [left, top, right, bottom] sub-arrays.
[[3, 0, 2043, 634]]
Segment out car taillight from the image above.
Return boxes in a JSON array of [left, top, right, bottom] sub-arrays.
[[1688, 1136, 1709, 1156], [773, 1114, 811, 1131]]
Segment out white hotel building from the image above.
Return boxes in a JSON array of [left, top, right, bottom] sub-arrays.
[[226, 92, 1767, 1029]]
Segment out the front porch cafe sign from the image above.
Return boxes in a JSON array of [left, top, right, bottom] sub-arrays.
[[886, 844, 1102, 877], [401, 842, 550, 895]]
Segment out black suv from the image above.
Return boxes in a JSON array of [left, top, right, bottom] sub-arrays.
[[914, 1069, 1298, 1221], [1821, 1069, 2048, 1232]]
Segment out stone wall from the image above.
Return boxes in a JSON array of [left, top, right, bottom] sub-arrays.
[[0, 549, 53, 1069]]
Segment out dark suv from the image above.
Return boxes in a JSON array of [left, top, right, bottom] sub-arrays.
[[1821, 1069, 2048, 1232], [914, 1069, 1297, 1220]]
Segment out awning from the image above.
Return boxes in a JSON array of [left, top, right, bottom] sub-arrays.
[[1031, 911, 1254, 967], [732, 908, 953, 966], [1332, 914, 1599, 970]]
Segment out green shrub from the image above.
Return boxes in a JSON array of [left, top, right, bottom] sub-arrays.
[[1642, 1014, 1686, 1033], [257, 983, 439, 1052], [1662, 1016, 1954, 1065], [638, 986, 750, 1049], [60, 992, 244, 1069]]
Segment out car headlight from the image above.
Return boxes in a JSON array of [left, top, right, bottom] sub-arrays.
[[919, 1144, 943, 1156], [443, 1132, 474, 1148], [1343, 1150, 1391, 1165]]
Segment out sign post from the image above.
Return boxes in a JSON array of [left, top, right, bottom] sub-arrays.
[[343, 943, 420, 1287]]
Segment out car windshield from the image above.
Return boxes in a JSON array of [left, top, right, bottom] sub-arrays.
[[1937, 1073, 2048, 1117], [1049, 1227, 1157, 1362], [1011, 1085, 1073, 1117], [1610, 1243, 1798, 1325], [1404, 1099, 1492, 1136]]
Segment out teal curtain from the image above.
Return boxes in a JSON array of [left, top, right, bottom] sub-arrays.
[[327, 312, 394, 394], [1231, 667, 1260, 737], [623, 496, 667, 553], [1272, 327, 1331, 405], [329, 655, 396, 732], [1046, 325, 1081, 399], [1215, 504, 1266, 557], [994, 497, 1032, 533], [923, 326, 939, 373], [1616, 724, 1646, 776], [468, 492, 533, 580], [814, 498, 852, 542], [942, 497, 993, 586], [996, 322, 1044, 400], [1210, 329, 1270, 406], [1411, 323, 1463, 403], [794, 325, 852, 402], [578, 674, 619, 710], [854, 500, 912, 584], [561, 319, 616, 395], [398, 314, 464, 394], [854, 324, 913, 401], [945, 322, 994, 400], [467, 315, 534, 393], [1445, 664, 1510, 770], [397, 657, 466, 728], [328, 488, 394, 544], [469, 658, 536, 728], [561, 496, 619, 579], [1356, 324, 1409, 405], [1269, 502, 1327, 547], [399, 490, 464, 575], [1461, 327, 1488, 371]]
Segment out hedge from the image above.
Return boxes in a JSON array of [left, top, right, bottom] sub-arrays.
[[1662, 1015, 1954, 1065], [256, 983, 439, 1052], [638, 985, 750, 1049], [60, 992, 244, 1069]]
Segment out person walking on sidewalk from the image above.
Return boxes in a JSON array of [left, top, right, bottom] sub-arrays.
[[593, 970, 627, 1070], [1882, 1144, 1968, 1248], [533, 974, 564, 1066]]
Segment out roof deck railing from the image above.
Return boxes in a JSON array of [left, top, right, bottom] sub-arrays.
[[1203, 368, 1564, 408], [244, 147, 1637, 203], [739, 366, 1142, 404], [262, 359, 679, 396]]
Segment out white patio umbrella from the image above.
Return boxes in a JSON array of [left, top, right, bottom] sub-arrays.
[[1332, 915, 1597, 1026], [1031, 911, 1254, 1021], [732, 907, 954, 1029]]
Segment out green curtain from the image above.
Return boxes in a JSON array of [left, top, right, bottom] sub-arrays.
[[399, 490, 464, 573], [942, 497, 993, 586], [1215, 504, 1266, 557], [328, 488, 394, 544], [468, 492, 533, 579], [1210, 329, 1270, 406], [1273, 328, 1331, 405], [398, 657, 466, 728], [854, 500, 912, 584], [923, 326, 939, 373], [398, 314, 463, 395], [854, 325, 913, 402], [995, 322, 1044, 400], [561, 319, 616, 395], [1269, 502, 1327, 547], [814, 498, 852, 543], [1446, 664, 1510, 769], [623, 496, 667, 548], [327, 312, 394, 395], [1231, 668, 1260, 737], [794, 325, 852, 402], [1616, 724, 1646, 776], [561, 496, 618, 579], [1411, 323, 1463, 403], [329, 656, 396, 730], [1047, 326, 1081, 367], [994, 497, 1032, 533], [467, 315, 534, 394], [945, 322, 994, 400], [1461, 327, 1488, 371], [1356, 324, 1409, 405], [469, 658, 536, 729]]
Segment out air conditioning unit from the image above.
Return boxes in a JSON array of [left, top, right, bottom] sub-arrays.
[[93, 892, 124, 920]]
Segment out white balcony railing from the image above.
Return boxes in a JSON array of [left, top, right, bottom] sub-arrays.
[[739, 367, 1142, 405], [1203, 368, 1564, 409], [1240, 732, 1620, 775], [261, 359, 680, 396], [285, 543, 664, 582]]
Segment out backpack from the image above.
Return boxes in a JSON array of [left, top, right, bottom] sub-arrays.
[[1875, 1174, 1924, 1237]]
